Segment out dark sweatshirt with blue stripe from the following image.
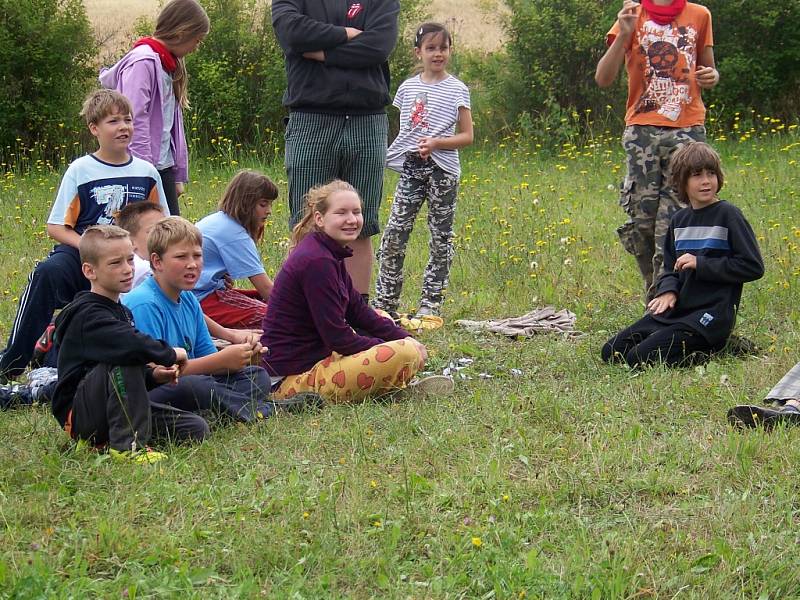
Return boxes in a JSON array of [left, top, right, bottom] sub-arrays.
[[653, 200, 764, 344]]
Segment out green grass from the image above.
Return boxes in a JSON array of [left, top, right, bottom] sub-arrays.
[[1, 126, 799, 598]]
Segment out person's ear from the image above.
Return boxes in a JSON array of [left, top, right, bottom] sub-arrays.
[[150, 252, 162, 271], [88, 122, 99, 137], [82, 262, 96, 281], [313, 211, 324, 229]]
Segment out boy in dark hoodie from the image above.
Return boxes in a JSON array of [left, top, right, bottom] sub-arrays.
[[52, 225, 208, 464], [601, 142, 764, 368]]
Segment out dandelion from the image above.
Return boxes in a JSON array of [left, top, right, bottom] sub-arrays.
[[471, 537, 482, 548]]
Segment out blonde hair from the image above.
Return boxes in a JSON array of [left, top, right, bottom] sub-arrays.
[[147, 216, 203, 258], [289, 180, 360, 250], [80, 89, 133, 125], [153, 0, 210, 109], [670, 142, 725, 204], [80, 225, 131, 265], [219, 170, 279, 243]]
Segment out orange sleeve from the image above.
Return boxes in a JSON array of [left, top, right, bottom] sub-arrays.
[[63, 195, 81, 229]]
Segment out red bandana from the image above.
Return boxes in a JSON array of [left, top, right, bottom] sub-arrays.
[[641, 0, 686, 25], [133, 37, 178, 73]]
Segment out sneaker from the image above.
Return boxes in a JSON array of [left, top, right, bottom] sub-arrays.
[[268, 391, 324, 414], [31, 323, 56, 368], [415, 306, 437, 318], [0, 383, 34, 410], [26, 367, 58, 403], [408, 375, 454, 396], [727, 403, 800, 430], [724, 334, 759, 357], [109, 447, 168, 464]]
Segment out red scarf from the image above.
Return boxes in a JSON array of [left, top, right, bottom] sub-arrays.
[[641, 0, 686, 25], [133, 37, 178, 73]]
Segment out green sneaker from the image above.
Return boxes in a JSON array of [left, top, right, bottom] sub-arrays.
[[109, 448, 168, 464]]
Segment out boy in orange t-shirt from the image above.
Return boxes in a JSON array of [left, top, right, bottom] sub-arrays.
[[596, 0, 719, 301]]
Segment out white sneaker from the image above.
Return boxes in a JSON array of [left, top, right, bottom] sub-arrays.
[[408, 375, 454, 396]]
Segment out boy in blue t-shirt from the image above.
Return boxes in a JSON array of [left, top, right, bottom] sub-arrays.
[[123, 217, 318, 419], [0, 89, 169, 382]]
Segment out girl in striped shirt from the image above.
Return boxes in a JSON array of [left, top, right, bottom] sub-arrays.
[[374, 22, 474, 318]]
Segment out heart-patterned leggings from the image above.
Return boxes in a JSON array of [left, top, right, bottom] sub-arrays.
[[273, 338, 423, 404]]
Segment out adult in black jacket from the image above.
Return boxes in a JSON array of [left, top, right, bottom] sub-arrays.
[[272, 0, 400, 297]]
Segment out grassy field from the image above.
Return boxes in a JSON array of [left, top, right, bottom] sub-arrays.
[[85, 0, 506, 60], [1, 122, 799, 596]]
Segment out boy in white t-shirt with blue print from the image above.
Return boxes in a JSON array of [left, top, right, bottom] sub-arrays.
[[0, 89, 169, 383], [374, 22, 474, 318]]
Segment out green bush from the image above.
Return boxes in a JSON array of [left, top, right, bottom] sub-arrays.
[[184, 0, 427, 159], [0, 0, 95, 168], [182, 0, 286, 161], [498, 0, 624, 141], [495, 0, 800, 142], [703, 0, 800, 118]]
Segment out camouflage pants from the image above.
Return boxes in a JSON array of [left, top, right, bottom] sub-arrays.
[[617, 124, 706, 300], [374, 154, 459, 313]]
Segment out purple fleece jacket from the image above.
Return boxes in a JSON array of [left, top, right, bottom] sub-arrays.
[[261, 231, 409, 376], [99, 45, 189, 183]]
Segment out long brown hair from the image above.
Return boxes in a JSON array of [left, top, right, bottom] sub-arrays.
[[218, 170, 278, 243], [289, 180, 359, 250], [153, 0, 210, 109]]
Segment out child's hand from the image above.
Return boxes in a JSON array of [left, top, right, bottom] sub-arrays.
[[219, 341, 267, 370], [223, 273, 234, 289], [173, 347, 189, 367], [152, 365, 179, 385], [418, 137, 438, 159], [409, 338, 428, 366], [647, 292, 677, 315], [696, 65, 719, 89], [675, 253, 697, 271], [617, 0, 639, 38], [225, 328, 263, 346]]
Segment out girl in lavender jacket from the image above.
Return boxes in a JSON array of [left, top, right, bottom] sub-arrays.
[[100, 0, 209, 216]]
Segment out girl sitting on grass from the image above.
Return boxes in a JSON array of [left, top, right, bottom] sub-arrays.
[[261, 180, 453, 404], [193, 170, 276, 329]]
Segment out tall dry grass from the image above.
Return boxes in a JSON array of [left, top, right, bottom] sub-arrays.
[[83, 0, 505, 59]]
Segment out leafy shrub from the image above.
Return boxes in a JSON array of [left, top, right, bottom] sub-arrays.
[[0, 0, 95, 167], [182, 0, 287, 160], [185, 0, 427, 157], [499, 0, 624, 138], [703, 0, 800, 118]]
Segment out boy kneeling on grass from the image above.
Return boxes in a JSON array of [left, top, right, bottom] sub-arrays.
[[601, 142, 764, 368], [52, 225, 202, 464]]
